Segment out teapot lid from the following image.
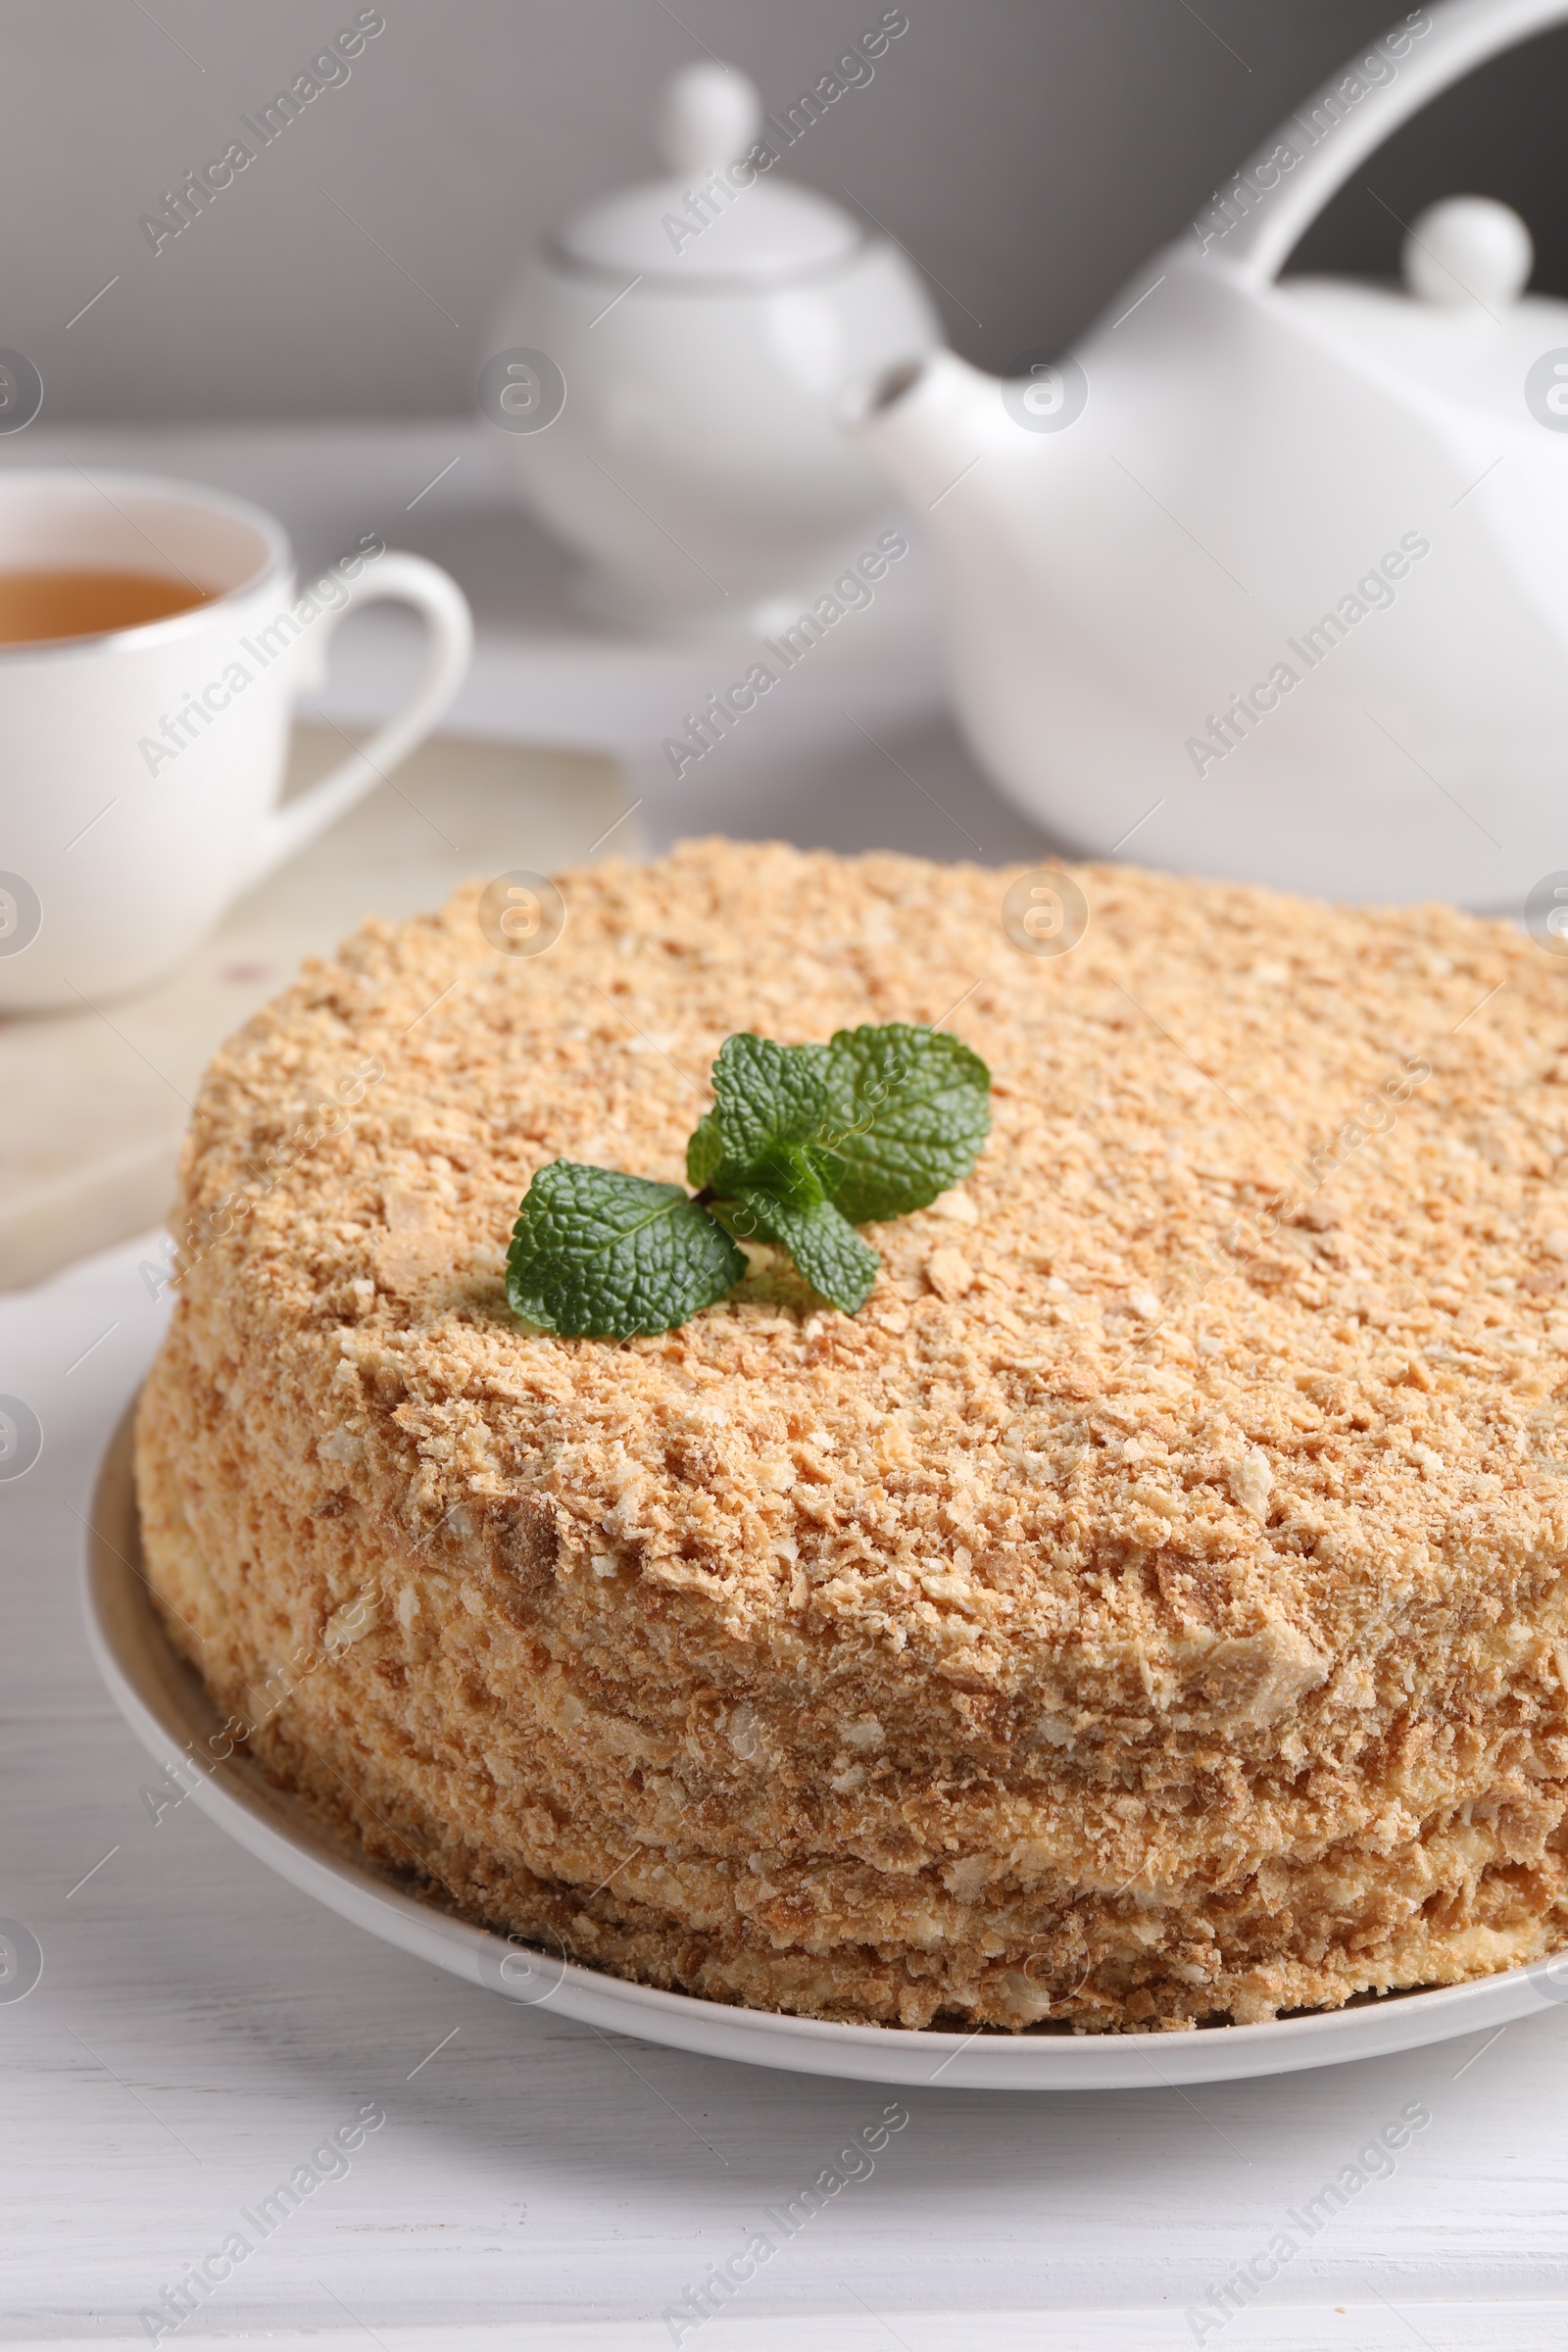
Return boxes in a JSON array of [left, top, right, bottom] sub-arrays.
[[1279, 195, 1561, 422], [552, 63, 864, 286]]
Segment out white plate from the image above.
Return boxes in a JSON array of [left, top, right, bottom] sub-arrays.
[[83, 1401, 1568, 2090]]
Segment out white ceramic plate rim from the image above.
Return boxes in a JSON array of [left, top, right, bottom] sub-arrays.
[[82, 1399, 1568, 2089]]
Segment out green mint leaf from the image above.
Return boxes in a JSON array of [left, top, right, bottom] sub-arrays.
[[507, 1161, 745, 1339], [726, 1187, 880, 1315], [710, 1032, 829, 1169], [709, 1146, 823, 1241], [814, 1023, 991, 1224], [745, 1142, 827, 1211], [686, 1110, 724, 1192]]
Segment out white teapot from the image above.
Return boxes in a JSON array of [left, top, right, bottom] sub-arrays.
[[851, 0, 1568, 907], [487, 60, 940, 636]]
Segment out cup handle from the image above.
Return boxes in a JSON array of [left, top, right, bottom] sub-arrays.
[[245, 550, 473, 887]]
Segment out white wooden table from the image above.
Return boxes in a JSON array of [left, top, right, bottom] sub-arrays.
[[3, 1256, 1567, 2351]]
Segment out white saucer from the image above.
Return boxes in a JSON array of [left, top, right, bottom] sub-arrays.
[[82, 1400, 1568, 2090]]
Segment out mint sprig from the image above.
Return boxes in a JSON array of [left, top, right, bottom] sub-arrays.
[[504, 1161, 747, 1339], [506, 1022, 991, 1338]]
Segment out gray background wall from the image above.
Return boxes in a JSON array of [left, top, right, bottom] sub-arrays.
[[8, 0, 1565, 422]]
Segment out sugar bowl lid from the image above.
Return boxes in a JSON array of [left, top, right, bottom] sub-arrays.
[[551, 63, 865, 286]]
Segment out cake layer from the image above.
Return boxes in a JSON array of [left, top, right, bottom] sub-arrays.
[[135, 842, 1568, 2029]]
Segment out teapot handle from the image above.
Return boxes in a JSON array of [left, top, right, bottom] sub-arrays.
[[1201, 0, 1568, 286]]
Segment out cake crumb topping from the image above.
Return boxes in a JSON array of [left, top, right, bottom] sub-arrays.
[[135, 840, 1568, 2031]]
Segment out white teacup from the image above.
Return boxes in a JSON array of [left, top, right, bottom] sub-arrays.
[[0, 469, 472, 1010]]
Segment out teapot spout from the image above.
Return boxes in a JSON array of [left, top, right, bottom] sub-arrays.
[[845, 347, 1016, 514]]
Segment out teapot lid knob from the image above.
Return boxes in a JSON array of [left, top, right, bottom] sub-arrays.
[[658, 61, 761, 174], [1402, 196, 1533, 309]]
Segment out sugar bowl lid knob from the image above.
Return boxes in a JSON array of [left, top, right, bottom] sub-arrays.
[[658, 61, 762, 174], [1402, 196, 1534, 308], [555, 57, 862, 280]]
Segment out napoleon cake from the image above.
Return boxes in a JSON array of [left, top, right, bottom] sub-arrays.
[[135, 840, 1568, 2032]]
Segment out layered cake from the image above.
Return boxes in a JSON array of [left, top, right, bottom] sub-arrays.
[[136, 841, 1568, 2031]]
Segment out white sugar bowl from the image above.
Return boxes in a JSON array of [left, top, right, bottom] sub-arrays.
[[483, 62, 941, 635]]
